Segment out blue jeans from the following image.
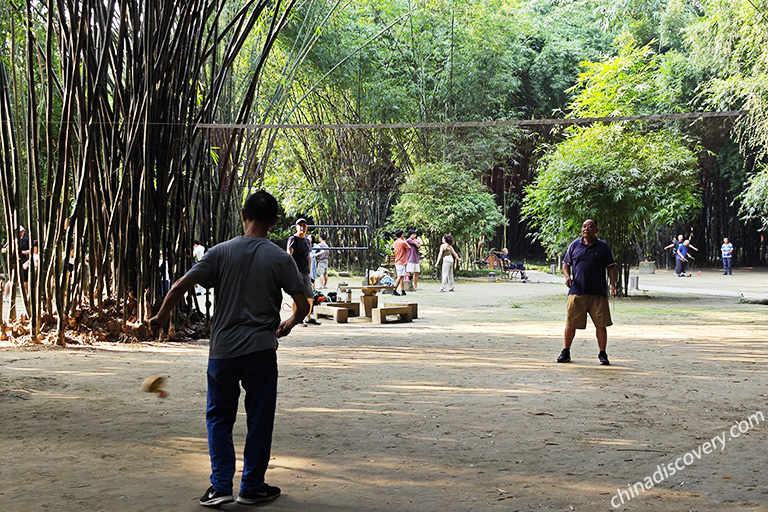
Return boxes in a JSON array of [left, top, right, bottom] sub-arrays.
[[207, 350, 277, 495], [723, 257, 732, 274]]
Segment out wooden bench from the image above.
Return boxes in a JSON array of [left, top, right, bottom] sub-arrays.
[[383, 254, 396, 267], [314, 305, 349, 323], [371, 305, 413, 324], [383, 302, 418, 319]]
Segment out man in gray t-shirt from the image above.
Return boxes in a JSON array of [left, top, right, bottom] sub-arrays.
[[187, 236, 303, 358], [149, 191, 308, 507]]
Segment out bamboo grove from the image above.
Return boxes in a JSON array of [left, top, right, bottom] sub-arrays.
[[0, 0, 324, 343]]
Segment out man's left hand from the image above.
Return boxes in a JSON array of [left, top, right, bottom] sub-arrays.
[[610, 284, 618, 297]]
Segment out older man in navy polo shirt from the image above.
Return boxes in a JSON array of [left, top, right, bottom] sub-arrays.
[[557, 219, 618, 365]]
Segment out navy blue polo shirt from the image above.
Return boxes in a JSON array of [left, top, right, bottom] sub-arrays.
[[563, 237, 616, 296]]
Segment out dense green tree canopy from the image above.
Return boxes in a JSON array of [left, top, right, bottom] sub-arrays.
[[683, 0, 768, 230], [524, 123, 700, 244], [685, 0, 768, 158], [525, 31, 701, 269], [388, 162, 505, 262], [523, 122, 700, 292]]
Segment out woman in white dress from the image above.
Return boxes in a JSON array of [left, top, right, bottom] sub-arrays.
[[435, 234, 460, 292]]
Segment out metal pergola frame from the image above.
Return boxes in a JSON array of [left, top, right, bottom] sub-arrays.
[[307, 224, 372, 282]]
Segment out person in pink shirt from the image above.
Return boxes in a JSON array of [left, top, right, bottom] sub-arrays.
[[392, 230, 410, 296], [406, 230, 422, 291]]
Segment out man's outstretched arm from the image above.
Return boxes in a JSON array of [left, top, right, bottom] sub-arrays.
[[148, 275, 197, 332]]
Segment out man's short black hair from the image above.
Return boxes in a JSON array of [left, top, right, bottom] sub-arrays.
[[319, 234, 327, 241], [395, 229, 404, 238], [193, 239, 200, 245], [243, 190, 278, 223]]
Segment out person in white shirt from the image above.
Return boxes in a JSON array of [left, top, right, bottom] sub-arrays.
[[193, 240, 206, 294], [159, 251, 170, 297], [313, 234, 330, 289]]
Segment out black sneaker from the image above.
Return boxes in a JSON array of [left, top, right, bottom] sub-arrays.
[[598, 351, 610, 365], [237, 483, 281, 505], [392, 290, 401, 296], [401, 290, 406, 296], [200, 486, 234, 507], [305, 318, 321, 325], [556, 348, 571, 363]]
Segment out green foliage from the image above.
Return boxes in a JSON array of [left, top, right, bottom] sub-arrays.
[[517, 0, 615, 118], [597, 0, 666, 30], [739, 164, 768, 231], [568, 35, 671, 117], [265, 0, 619, 257], [683, 0, 768, 229], [685, 0, 768, 160], [276, 0, 614, 126], [443, 126, 523, 172], [529, 31, 703, 264], [523, 123, 701, 258], [388, 162, 505, 255]]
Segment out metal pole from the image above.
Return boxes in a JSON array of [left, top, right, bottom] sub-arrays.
[[305, 224, 371, 282]]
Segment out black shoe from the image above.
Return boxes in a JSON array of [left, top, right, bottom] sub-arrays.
[[237, 483, 281, 505], [200, 486, 234, 507], [392, 290, 400, 296], [305, 318, 321, 325], [556, 348, 571, 363], [401, 290, 406, 296], [598, 351, 610, 365]]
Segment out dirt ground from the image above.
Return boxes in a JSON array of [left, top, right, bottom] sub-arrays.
[[2, 267, 768, 512]]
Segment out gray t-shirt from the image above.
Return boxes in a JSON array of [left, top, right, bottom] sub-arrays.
[[185, 236, 304, 359], [313, 241, 330, 262]]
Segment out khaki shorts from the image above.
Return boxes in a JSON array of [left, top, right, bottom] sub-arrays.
[[566, 294, 612, 329]]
